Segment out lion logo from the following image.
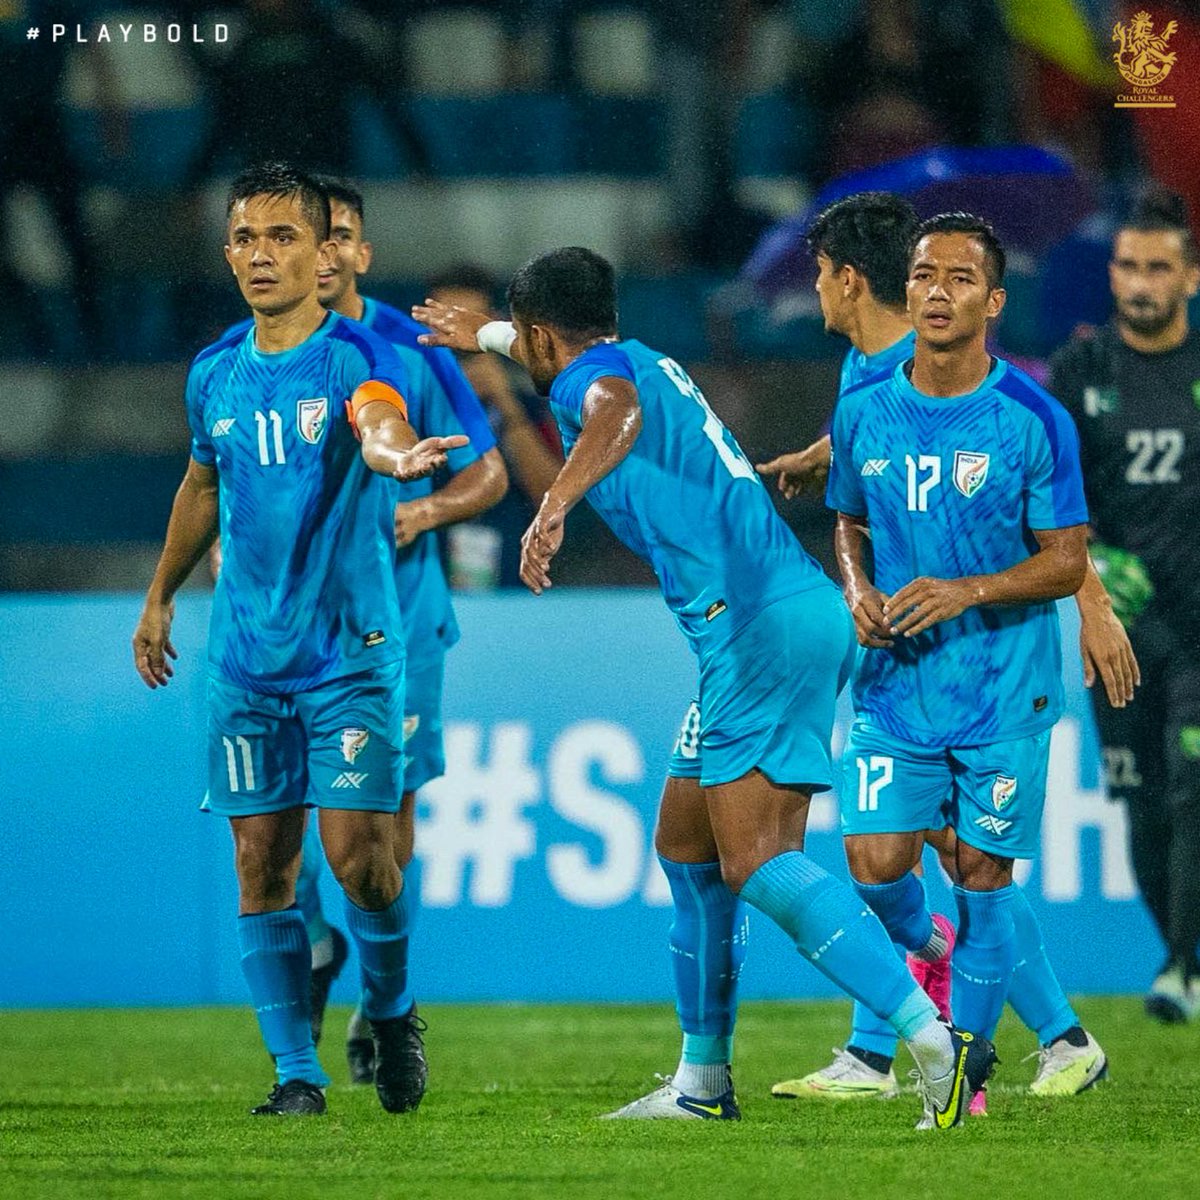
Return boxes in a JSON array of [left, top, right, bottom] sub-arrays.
[[1113, 12, 1178, 89]]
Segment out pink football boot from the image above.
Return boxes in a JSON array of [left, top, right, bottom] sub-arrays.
[[906, 912, 956, 1021]]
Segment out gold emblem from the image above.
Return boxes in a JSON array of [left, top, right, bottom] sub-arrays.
[[1113, 12, 1178, 107]]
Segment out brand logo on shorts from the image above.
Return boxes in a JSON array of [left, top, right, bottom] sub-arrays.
[[297, 397, 328, 444], [860, 458, 890, 477], [403, 715, 420, 744], [975, 814, 1013, 837], [341, 728, 370, 765], [953, 451, 990, 498], [332, 772, 368, 789], [992, 774, 1017, 812], [212, 418, 235, 437]]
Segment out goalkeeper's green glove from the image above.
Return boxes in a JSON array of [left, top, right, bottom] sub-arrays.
[[1089, 541, 1154, 629]]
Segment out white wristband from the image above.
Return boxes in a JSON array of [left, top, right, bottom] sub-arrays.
[[477, 320, 517, 359]]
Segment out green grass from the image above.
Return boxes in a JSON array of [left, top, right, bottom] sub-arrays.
[[1, 999, 1197, 1199]]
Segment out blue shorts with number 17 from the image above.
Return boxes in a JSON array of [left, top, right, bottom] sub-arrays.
[[839, 717, 1052, 859]]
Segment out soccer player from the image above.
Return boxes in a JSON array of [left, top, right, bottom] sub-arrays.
[[826, 212, 1107, 1111], [131, 163, 467, 1117], [414, 247, 996, 1130], [762, 195, 1129, 1103], [1049, 188, 1200, 1022], [293, 178, 508, 1096]]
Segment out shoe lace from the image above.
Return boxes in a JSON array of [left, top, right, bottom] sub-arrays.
[[1023, 1044, 1056, 1081]]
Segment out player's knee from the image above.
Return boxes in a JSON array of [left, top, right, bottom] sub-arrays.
[[955, 846, 1013, 891], [327, 842, 400, 909], [234, 838, 299, 910], [843, 835, 912, 884]]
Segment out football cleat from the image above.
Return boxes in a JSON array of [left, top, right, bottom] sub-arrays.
[[309, 927, 350, 1046], [1145, 964, 1200, 1024], [250, 1080, 327, 1116], [1028, 1031, 1108, 1096], [601, 1072, 741, 1120], [771, 1048, 899, 1100], [968, 1087, 988, 1117], [915, 1027, 997, 1131], [907, 912, 956, 1022], [347, 1032, 375, 1085], [371, 1007, 429, 1113]]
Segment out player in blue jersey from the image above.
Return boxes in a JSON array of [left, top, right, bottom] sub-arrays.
[[131, 163, 468, 1118], [826, 213, 1110, 1110], [414, 247, 996, 1130], [291, 178, 507, 1092], [763, 195, 1133, 1105]]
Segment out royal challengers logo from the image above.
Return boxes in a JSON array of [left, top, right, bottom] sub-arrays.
[[1113, 12, 1178, 107], [952, 451, 990, 498], [992, 774, 1017, 813], [340, 728, 370, 765], [297, 397, 328, 444]]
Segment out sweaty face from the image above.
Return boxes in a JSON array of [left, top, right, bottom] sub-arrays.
[[514, 317, 557, 396], [1110, 229, 1199, 338], [906, 232, 1003, 350], [225, 193, 332, 317], [317, 202, 371, 309], [814, 251, 851, 335]]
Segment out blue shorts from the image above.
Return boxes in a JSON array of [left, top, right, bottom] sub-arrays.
[[667, 586, 856, 790], [402, 656, 446, 794], [205, 660, 407, 818], [839, 717, 1052, 859]]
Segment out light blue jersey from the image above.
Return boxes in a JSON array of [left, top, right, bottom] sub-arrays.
[[549, 340, 829, 653], [361, 297, 497, 668], [827, 356, 1088, 747], [186, 312, 410, 694], [839, 329, 916, 392]]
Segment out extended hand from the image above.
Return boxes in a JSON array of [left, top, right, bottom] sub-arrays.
[[756, 436, 831, 500], [393, 435, 469, 481], [411, 299, 491, 352], [845, 583, 894, 648], [884, 576, 976, 638], [394, 497, 434, 548], [1080, 599, 1140, 707], [520, 501, 567, 595], [132, 599, 178, 689]]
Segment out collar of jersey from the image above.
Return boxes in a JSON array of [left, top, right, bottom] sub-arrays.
[[359, 296, 377, 327], [246, 309, 337, 362], [860, 329, 916, 371], [892, 353, 1006, 405]]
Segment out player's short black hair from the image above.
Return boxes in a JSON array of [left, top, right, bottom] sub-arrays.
[[226, 162, 331, 242], [507, 247, 618, 339], [314, 176, 365, 225], [1121, 186, 1197, 263], [911, 212, 1006, 289], [427, 262, 502, 303], [805, 192, 919, 307]]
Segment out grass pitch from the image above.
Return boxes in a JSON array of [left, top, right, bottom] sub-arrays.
[[1, 998, 1197, 1200]]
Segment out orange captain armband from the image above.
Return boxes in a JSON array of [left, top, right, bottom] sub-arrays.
[[346, 380, 409, 439]]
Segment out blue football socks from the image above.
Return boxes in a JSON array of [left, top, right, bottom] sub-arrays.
[[951, 883, 1017, 1039], [658, 856, 746, 1093], [740, 851, 936, 1033], [237, 906, 328, 1086], [344, 884, 413, 1021], [853, 872, 936, 954], [1008, 885, 1079, 1045]]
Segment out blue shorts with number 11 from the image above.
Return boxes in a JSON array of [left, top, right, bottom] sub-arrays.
[[840, 717, 1052, 859]]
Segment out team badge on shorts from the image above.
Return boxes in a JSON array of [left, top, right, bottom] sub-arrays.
[[991, 774, 1017, 812], [297, 397, 329, 444], [953, 451, 990, 498], [403, 715, 420, 744], [341, 727, 370, 765]]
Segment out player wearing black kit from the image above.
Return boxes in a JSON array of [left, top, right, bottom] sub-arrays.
[[1050, 190, 1200, 1023]]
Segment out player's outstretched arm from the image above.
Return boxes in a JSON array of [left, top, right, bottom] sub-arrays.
[[412, 300, 530, 370], [885, 525, 1091, 639], [520, 377, 643, 595], [834, 511, 893, 648], [394, 448, 509, 547], [132, 457, 219, 688], [357, 399, 469, 482], [756, 435, 832, 500], [1076, 554, 1140, 708]]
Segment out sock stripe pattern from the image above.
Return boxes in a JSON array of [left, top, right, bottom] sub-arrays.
[[1008, 884, 1078, 1044], [345, 886, 413, 1021], [740, 851, 929, 1029]]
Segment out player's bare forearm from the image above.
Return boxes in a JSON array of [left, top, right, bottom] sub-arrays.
[[396, 450, 508, 545], [834, 511, 874, 596], [145, 458, 219, 604], [886, 524, 1090, 638], [1074, 553, 1116, 617], [835, 512, 893, 647], [542, 379, 642, 519], [412, 301, 532, 371], [358, 401, 470, 482]]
